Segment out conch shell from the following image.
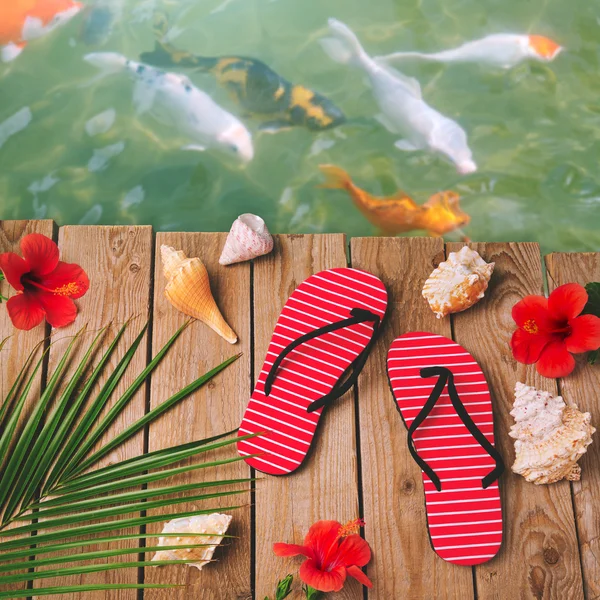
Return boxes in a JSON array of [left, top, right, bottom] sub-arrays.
[[509, 382, 595, 484], [161, 245, 238, 344], [219, 213, 274, 266], [153, 513, 232, 571], [422, 246, 494, 318]]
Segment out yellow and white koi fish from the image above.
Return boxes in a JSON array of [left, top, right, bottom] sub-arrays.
[[376, 34, 562, 70], [321, 19, 476, 174], [84, 52, 254, 163]]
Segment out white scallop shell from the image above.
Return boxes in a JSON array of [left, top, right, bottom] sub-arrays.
[[152, 513, 233, 570], [509, 383, 595, 485], [219, 213, 274, 266], [422, 246, 494, 319]]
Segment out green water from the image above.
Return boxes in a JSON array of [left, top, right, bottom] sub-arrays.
[[1, 0, 599, 254]]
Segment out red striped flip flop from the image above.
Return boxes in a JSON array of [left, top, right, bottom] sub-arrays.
[[387, 332, 504, 566], [237, 268, 387, 475]]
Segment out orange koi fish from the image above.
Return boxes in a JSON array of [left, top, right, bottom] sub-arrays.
[[319, 164, 470, 238], [0, 0, 82, 63]]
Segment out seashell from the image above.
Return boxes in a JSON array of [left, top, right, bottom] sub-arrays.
[[422, 246, 494, 319], [509, 382, 595, 485], [219, 213, 274, 266], [153, 513, 232, 570], [161, 245, 238, 344]]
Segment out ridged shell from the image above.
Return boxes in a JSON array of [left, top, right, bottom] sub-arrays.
[[153, 513, 232, 571], [509, 382, 595, 484], [161, 245, 238, 344], [219, 213, 274, 266], [422, 246, 494, 318]]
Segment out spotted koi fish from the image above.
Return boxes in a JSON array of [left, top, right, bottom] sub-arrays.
[[319, 164, 470, 238], [140, 37, 346, 133]]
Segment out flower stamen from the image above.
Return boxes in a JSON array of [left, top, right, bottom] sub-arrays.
[[52, 282, 81, 296], [337, 518, 365, 539], [523, 319, 539, 334]]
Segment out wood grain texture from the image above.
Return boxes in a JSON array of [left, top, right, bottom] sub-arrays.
[[144, 233, 252, 600], [0, 220, 56, 597], [253, 234, 365, 600], [447, 243, 584, 600], [350, 237, 475, 600], [545, 252, 600, 600], [34, 226, 153, 600]]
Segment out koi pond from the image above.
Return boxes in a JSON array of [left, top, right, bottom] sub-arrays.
[[0, 0, 598, 254]]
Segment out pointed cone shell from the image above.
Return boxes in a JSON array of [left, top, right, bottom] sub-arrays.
[[219, 213, 274, 266], [161, 245, 238, 344]]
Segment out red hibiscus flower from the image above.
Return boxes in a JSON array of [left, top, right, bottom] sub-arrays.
[[273, 519, 372, 593], [511, 283, 600, 378], [0, 234, 89, 331]]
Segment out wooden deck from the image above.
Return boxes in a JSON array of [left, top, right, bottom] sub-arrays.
[[0, 220, 599, 600]]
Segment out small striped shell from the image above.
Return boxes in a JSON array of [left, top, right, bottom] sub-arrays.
[[153, 513, 232, 570], [422, 246, 494, 318], [219, 213, 274, 266], [510, 383, 595, 484]]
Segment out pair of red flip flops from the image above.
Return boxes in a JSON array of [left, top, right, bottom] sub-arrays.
[[237, 268, 504, 566]]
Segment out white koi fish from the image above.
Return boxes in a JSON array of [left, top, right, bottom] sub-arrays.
[[84, 52, 254, 163], [321, 19, 476, 174], [377, 34, 562, 70]]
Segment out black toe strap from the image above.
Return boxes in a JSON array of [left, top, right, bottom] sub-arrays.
[[407, 366, 504, 492], [264, 307, 380, 413]]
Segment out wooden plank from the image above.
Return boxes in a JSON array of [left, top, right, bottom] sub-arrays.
[[0, 220, 56, 598], [144, 233, 252, 600], [448, 243, 584, 600], [545, 251, 600, 600], [34, 225, 153, 599], [350, 237, 475, 600], [253, 234, 365, 600]]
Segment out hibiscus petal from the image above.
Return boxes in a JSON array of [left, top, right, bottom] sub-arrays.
[[346, 565, 373, 588], [566, 315, 600, 354], [299, 559, 346, 593], [536, 341, 576, 378], [273, 543, 313, 559], [304, 521, 342, 564], [548, 283, 588, 323], [511, 295, 553, 331], [6, 293, 45, 331], [20, 233, 59, 276], [41, 262, 90, 299], [510, 328, 553, 364], [38, 294, 77, 329], [333, 534, 371, 568], [0, 253, 29, 291]]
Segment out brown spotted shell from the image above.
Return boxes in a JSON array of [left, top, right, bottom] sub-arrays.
[[422, 246, 494, 318]]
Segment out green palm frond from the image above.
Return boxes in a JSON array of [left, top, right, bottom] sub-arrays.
[[0, 321, 258, 597]]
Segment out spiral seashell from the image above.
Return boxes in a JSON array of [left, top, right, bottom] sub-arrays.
[[422, 246, 494, 318], [219, 213, 274, 266], [509, 382, 595, 484], [153, 513, 232, 570], [161, 245, 238, 344]]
